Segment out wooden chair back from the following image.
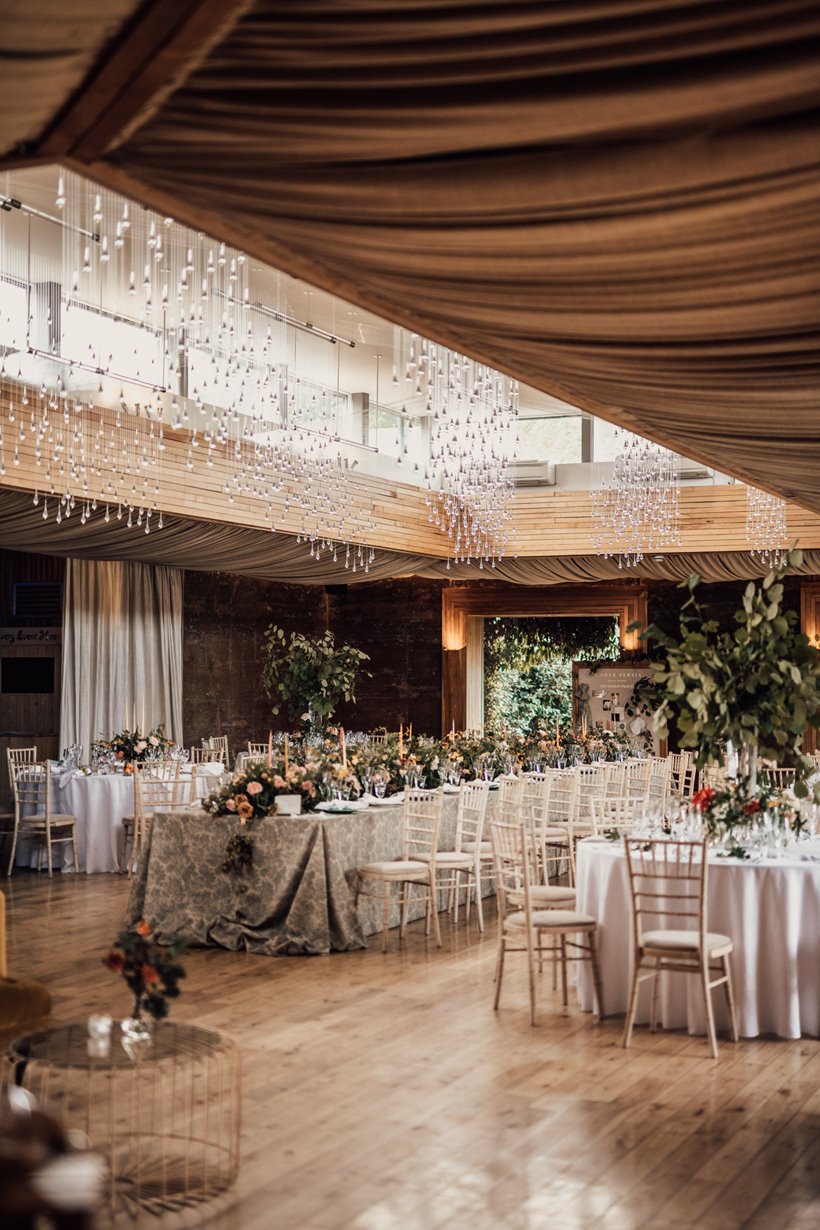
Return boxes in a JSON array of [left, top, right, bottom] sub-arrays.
[[455, 779, 490, 851], [11, 762, 50, 817], [402, 788, 444, 862], [133, 759, 188, 817], [624, 837, 708, 952], [498, 775, 526, 823]]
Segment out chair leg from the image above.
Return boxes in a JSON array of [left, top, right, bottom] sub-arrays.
[[588, 930, 605, 1022], [623, 957, 642, 1049], [650, 958, 661, 1032], [399, 882, 410, 938], [453, 870, 460, 926], [723, 954, 739, 1043], [6, 822, 19, 876], [45, 821, 53, 878], [71, 825, 79, 873], [474, 867, 484, 933], [382, 881, 391, 953], [559, 934, 568, 1007], [493, 935, 506, 1009], [700, 958, 719, 1060], [526, 931, 538, 1026], [429, 873, 442, 947]]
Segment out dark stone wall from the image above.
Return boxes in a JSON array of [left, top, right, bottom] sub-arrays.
[[182, 572, 444, 751]]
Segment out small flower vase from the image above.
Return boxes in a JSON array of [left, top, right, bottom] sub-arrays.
[[120, 999, 155, 1062]]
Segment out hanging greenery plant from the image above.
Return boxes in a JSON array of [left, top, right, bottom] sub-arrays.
[[261, 625, 371, 731]]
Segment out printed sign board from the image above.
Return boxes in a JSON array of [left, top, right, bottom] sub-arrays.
[[572, 660, 665, 755]]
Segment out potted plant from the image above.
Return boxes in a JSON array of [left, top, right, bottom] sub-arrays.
[[261, 626, 370, 733], [640, 548, 820, 798]]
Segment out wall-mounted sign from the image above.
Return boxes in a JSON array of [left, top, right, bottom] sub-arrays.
[[572, 660, 665, 755], [0, 627, 62, 646]]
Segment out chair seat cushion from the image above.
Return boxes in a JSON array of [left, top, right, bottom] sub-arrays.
[[415, 851, 474, 867], [21, 814, 75, 826], [641, 930, 733, 954], [462, 839, 492, 854], [360, 860, 430, 878], [512, 886, 577, 906], [506, 909, 596, 930]]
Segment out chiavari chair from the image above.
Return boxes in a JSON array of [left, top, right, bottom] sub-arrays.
[[623, 837, 738, 1060], [356, 788, 445, 952], [490, 819, 603, 1026], [8, 762, 78, 878]]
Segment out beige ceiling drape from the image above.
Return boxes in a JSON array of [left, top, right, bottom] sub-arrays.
[[2, 489, 818, 588], [83, 0, 820, 511]]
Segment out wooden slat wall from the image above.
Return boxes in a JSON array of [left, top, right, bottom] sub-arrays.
[[4, 379, 820, 559]]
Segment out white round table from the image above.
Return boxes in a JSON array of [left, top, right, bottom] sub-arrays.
[[576, 837, 820, 1040], [15, 766, 225, 874]]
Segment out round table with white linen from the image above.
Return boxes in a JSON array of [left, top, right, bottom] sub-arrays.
[[15, 765, 226, 874], [575, 837, 820, 1040]]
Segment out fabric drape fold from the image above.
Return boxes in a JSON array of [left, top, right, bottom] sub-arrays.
[[60, 558, 183, 758], [4, 489, 817, 590], [91, 0, 820, 511]]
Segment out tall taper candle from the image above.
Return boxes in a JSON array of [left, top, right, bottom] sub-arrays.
[[284, 733, 289, 777], [268, 729, 273, 769]]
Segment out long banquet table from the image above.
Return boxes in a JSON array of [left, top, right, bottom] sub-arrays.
[[15, 766, 225, 874], [575, 838, 820, 1040], [126, 790, 501, 955]]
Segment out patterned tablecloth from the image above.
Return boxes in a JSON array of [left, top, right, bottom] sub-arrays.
[[125, 791, 501, 955]]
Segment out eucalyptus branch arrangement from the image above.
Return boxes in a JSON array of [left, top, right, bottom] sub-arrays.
[[261, 625, 371, 730], [638, 549, 820, 793]]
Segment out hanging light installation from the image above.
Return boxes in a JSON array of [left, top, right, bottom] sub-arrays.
[[590, 428, 681, 566], [392, 329, 519, 566], [0, 168, 525, 573], [745, 486, 787, 568]]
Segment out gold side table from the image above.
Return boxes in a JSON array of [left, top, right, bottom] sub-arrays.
[[7, 1021, 240, 1219]]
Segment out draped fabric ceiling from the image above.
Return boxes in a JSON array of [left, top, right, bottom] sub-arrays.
[[2, 488, 818, 589], [2, 0, 820, 551]]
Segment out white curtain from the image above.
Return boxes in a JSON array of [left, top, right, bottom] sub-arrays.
[[60, 559, 183, 757]]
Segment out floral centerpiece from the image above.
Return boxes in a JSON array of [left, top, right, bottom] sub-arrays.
[[92, 724, 174, 766], [203, 761, 320, 876], [202, 763, 319, 819], [103, 919, 186, 1021]]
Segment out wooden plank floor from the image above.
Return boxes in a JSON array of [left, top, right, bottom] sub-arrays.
[[3, 871, 819, 1230]]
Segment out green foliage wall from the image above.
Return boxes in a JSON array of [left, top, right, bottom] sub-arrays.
[[484, 616, 620, 733]]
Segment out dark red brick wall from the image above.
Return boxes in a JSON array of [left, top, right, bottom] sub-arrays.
[[182, 572, 444, 751]]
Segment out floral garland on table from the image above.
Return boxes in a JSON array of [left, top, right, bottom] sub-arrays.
[[92, 724, 174, 766], [202, 762, 320, 877]]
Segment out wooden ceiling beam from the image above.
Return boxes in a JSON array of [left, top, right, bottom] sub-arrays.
[[34, 0, 254, 163]]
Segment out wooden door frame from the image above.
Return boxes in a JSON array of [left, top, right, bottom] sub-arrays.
[[441, 583, 648, 734]]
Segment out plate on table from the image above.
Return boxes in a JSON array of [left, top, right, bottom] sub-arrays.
[[369, 794, 404, 807], [442, 784, 462, 794], [316, 800, 359, 814]]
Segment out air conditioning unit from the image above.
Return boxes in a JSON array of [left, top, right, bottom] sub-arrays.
[[677, 465, 713, 481], [509, 460, 556, 487]]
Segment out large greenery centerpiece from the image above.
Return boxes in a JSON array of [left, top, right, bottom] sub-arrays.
[[261, 625, 370, 733], [642, 549, 820, 799]]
